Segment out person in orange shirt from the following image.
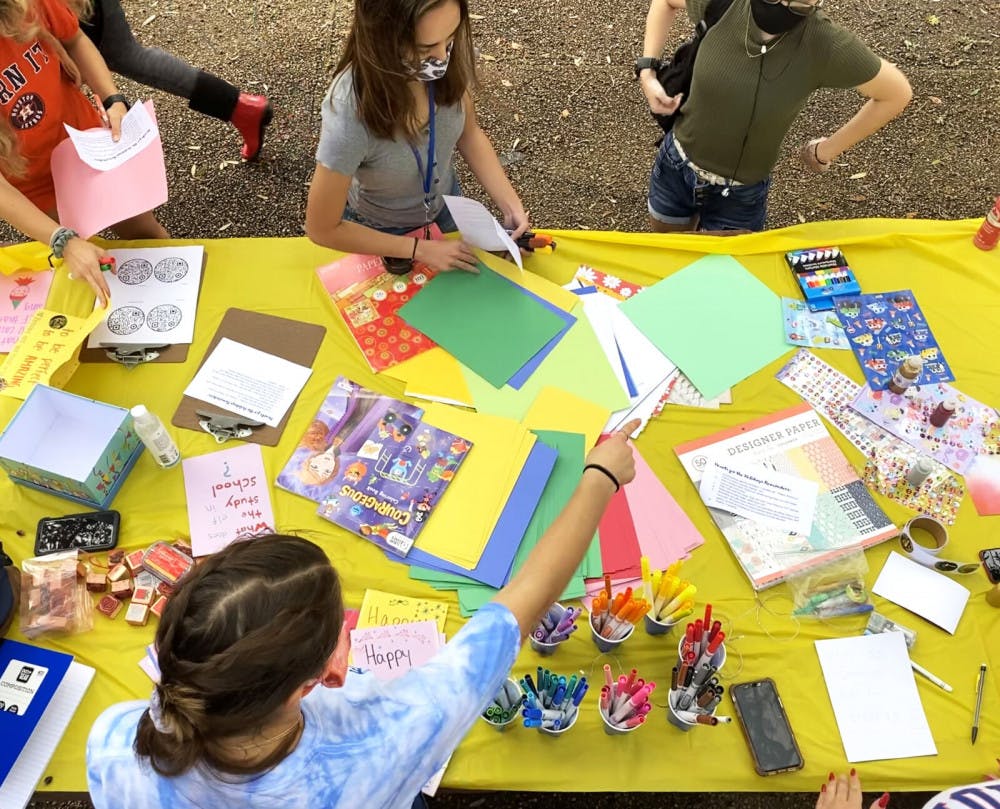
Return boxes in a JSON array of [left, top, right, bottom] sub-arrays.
[[0, 0, 167, 306]]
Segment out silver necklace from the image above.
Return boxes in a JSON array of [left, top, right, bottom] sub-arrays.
[[744, 4, 788, 58]]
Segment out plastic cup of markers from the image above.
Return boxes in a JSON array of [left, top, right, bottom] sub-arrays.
[[643, 612, 678, 637], [538, 708, 579, 738], [590, 616, 633, 654], [529, 602, 565, 656], [677, 637, 727, 672], [666, 690, 702, 732], [598, 705, 641, 736], [479, 678, 521, 733]]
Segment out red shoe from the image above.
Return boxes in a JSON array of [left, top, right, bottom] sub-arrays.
[[231, 93, 272, 161]]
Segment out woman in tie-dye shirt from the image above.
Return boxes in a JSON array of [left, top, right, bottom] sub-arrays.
[[86, 422, 641, 809]]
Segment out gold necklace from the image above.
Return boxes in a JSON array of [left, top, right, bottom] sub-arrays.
[[744, 3, 788, 59], [229, 713, 304, 752]]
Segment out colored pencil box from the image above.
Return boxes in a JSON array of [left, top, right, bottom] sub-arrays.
[[785, 246, 861, 312]]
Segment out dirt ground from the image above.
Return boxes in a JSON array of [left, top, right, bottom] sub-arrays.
[[17, 0, 999, 806]]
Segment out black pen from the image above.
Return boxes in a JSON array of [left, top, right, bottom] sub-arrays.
[[972, 662, 986, 744]]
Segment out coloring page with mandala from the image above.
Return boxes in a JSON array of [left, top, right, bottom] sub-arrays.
[[87, 245, 204, 348]]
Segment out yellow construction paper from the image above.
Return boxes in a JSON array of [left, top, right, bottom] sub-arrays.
[[357, 588, 449, 633], [414, 404, 534, 568], [522, 386, 611, 450], [382, 347, 474, 407], [477, 249, 578, 313], [0, 306, 106, 399]]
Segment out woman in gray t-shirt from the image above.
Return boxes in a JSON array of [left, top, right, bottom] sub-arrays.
[[305, 0, 529, 274]]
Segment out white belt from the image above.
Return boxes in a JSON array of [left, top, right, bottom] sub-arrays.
[[672, 137, 744, 187], [899, 516, 980, 575]]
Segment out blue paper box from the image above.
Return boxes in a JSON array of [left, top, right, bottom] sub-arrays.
[[0, 385, 142, 508]]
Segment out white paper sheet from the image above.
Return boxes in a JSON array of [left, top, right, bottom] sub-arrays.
[[443, 196, 522, 270], [0, 662, 95, 809], [815, 632, 936, 762], [64, 101, 157, 171], [87, 246, 204, 348], [872, 551, 971, 634], [699, 460, 819, 536], [183, 338, 312, 428]]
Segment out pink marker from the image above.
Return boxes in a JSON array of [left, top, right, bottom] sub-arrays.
[[616, 674, 627, 698], [623, 714, 646, 729], [624, 668, 637, 694], [629, 677, 645, 696], [603, 663, 613, 690], [611, 683, 653, 723], [599, 685, 610, 712]]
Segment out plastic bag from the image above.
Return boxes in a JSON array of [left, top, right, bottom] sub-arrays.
[[787, 552, 871, 619], [20, 550, 93, 638]]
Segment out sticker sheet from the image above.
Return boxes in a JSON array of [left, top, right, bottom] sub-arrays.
[[862, 444, 965, 525], [834, 290, 954, 390], [850, 383, 999, 475], [781, 297, 850, 350], [87, 246, 204, 348]]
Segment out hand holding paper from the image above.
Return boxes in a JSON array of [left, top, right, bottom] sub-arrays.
[[64, 102, 157, 171], [443, 196, 523, 270]]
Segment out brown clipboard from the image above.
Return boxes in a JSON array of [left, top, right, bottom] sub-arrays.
[[80, 252, 208, 365], [171, 308, 326, 447]]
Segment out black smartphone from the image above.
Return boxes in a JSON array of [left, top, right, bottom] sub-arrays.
[[731, 678, 804, 776], [34, 510, 120, 555], [981, 548, 1000, 584]]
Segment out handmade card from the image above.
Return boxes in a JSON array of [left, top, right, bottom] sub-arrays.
[[0, 271, 53, 353], [357, 588, 448, 633], [181, 444, 275, 557], [781, 297, 849, 350], [349, 620, 442, 680], [850, 382, 998, 475], [834, 290, 954, 390], [87, 246, 204, 348], [316, 229, 441, 373]]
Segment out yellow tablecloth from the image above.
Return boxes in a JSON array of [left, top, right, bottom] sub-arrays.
[[2, 219, 998, 794]]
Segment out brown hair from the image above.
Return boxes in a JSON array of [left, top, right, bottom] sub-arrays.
[[0, 0, 86, 177], [333, 0, 476, 140], [134, 535, 344, 777]]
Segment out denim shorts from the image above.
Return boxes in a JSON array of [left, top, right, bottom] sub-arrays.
[[648, 132, 771, 232], [342, 179, 462, 235]]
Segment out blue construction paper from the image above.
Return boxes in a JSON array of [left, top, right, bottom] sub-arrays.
[[385, 439, 558, 587], [506, 286, 577, 389], [616, 338, 639, 397]]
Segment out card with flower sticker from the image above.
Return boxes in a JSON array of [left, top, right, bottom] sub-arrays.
[[834, 290, 954, 390]]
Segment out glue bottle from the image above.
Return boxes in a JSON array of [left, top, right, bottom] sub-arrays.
[[887, 355, 923, 395], [131, 405, 180, 468], [905, 457, 935, 488]]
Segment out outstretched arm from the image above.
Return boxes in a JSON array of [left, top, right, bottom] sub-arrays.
[[639, 0, 688, 114]]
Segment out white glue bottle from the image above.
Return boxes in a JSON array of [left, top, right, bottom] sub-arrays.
[[130, 404, 180, 468]]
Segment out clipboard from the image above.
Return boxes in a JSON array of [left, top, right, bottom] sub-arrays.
[[80, 252, 208, 365], [171, 308, 326, 446]]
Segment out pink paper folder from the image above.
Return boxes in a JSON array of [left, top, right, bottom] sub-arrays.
[[51, 100, 168, 238]]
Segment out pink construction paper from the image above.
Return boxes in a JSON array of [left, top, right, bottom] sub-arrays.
[[181, 443, 275, 557], [0, 271, 53, 352], [51, 101, 168, 238], [598, 485, 642, 578], [966, 455, 1000, 516], [349, 620, 442, 681]]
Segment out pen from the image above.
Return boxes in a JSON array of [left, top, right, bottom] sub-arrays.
[[972, 662, 986, 744], [910, 659, 952, 693]]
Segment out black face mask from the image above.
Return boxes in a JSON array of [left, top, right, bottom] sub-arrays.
[[750, 0, 806, 34]]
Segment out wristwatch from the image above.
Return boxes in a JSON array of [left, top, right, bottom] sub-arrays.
[[102, 93, 130, 110], [634, 57, 661, 79]]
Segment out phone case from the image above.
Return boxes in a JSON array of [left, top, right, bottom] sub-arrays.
[[34, 510, 120, 556], [980, 548, 1000, 585], [731, 678, 804, 776]]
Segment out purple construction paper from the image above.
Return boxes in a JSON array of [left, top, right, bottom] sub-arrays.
[[385, 439, 558, 586], [504, 279, 577, 390]]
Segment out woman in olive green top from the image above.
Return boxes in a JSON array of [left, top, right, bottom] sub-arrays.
[[638, 0, 912, 232]]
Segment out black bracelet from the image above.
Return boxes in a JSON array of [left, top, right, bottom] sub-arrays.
[[583, 463, 620, 492], [102, 93, 130, 111], [411, 238, 419, 261]]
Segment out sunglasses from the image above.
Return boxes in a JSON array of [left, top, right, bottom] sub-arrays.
[[761, 0, 824, 14]]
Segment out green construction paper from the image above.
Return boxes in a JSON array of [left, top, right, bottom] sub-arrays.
[[461, 303, 630, 420], [619, 254, 790, 400], [453, 430, 596, 613], [408, 566, 476, 588], [398, 263, 567, 388]]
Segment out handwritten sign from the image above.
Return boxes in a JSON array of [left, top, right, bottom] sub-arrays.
[[357, 588, 448, 634], [349, 620, 442, 681], [0, 307, 105, 399], [0, 271, 53, 352], [181, 443, 275, 557]]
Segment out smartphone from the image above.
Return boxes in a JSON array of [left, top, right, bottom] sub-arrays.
[[731, 678, 804, 776], [34, 510, 120, 555], [981, 548, 1000, 584]]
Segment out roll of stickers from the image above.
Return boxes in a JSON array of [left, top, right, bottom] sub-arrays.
[[899, 516, 980, 575]]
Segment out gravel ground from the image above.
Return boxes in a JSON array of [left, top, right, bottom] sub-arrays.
[[20, 0, 998, 805]]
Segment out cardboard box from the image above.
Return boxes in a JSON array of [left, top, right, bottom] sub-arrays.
[[0, 385, 142, 508]]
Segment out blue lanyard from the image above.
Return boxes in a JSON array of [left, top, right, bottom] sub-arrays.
[[409, 82, 436, 235]]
